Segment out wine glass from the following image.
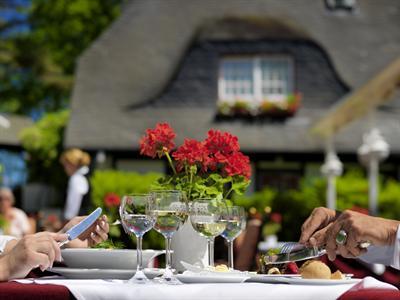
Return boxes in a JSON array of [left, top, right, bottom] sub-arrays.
[[148, 190, 187, 284], [120, 194, 155, 283], [190, 199, 227, 267], [220, 206, 246, 270]]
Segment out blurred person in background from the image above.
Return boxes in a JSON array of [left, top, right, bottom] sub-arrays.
[[0, 187, 32, 238], [60, 148, 91, 221]]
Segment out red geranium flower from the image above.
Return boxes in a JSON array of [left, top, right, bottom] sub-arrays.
[[204, 130, 240, 157], [104, 193, 121, 208], [172, 139, 210, 172], [270, 212, 282, 224], [224, 151, 251, 179], [139, 123, 176, 158], [47, 214, 59, 223]]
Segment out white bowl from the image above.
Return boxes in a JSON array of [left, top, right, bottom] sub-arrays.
[[61, 249, 164, 269]]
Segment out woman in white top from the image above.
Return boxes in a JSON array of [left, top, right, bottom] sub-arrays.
[[60, 148, 91, 221], [0, 187, 32, 238]]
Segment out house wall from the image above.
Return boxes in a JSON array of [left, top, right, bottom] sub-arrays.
[[151, 39, 349, 109]]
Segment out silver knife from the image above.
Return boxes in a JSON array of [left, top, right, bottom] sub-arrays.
[[58, 207, 102, 247]]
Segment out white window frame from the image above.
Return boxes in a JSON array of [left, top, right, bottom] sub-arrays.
[[218, 55, 294, 105]]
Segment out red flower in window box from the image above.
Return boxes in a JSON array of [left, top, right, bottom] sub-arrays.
[[139, 123, 251, 200]]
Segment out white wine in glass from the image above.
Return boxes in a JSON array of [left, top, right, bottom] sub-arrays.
[[220, 206, 246, 270], [190, 199, 227, 267], [120, 194, 155, 283], [149, 190, 187, 284]]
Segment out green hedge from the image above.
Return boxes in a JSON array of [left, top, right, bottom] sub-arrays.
[[235, 169, 400, 242]]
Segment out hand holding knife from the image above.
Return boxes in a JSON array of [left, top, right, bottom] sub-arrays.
[[58, 207, 103, 247]]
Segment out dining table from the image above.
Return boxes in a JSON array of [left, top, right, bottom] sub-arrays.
[[1, 275, 399, 300]]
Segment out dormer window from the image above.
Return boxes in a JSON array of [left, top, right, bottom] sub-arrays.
[[218, 56, 294, 106], [325, 0, 356, 12]]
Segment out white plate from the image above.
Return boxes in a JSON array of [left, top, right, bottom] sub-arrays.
[[180, 261, 256, 276], [49, 267, 164, 280], [61, 249, 164, 269], [176, 273, 249, 284], [246, 275, 361, 285]]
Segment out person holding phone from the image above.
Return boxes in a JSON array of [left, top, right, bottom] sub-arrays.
[[0, 214, 109, 281]]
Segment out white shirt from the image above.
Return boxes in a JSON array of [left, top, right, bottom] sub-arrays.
[[7, 208, 31, 238], [0, 235, 16, 253], [359, 225, 400, 269], [64, 166, 89, 220]]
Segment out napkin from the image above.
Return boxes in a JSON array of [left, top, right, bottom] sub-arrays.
[[347, 276, 398, 291]]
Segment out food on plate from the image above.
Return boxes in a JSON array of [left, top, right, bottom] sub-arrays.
[[214, 264, 229, 272], [300, 260, 331, 279], [283, 261, 299, 274], [267, 267, 281, 275], [330, 270, 345, 280]]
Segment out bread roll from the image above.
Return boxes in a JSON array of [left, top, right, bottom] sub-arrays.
[[300, 260, 331, 279], [330, 270, 345, 280]]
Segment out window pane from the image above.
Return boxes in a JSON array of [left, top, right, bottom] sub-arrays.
[[261, 58, 292, 98], [221, 59, 253, 98]]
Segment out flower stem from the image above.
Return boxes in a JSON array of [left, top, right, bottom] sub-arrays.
[[224, 187, 234, 200], [188, 167, 194, 200], [164, 151, 177, 175]]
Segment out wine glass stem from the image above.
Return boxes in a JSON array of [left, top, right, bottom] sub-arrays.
[[207, 238, 215, 267], [165, 236, 172, 272], [136, 235, 143, 272], [227, 239, 234, 270]]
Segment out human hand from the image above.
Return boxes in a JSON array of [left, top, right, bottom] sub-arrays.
[[299, 207, 338, 246], [324, 210, 400, 261], [61, 215, 109, 247], [2, 232, 66, 280]]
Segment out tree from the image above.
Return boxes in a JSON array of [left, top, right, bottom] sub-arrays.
[[19, 110, 69, 188], [0, 0, 122, 115]]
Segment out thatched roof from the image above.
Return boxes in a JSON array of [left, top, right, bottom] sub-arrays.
[[0, 114, 33, 147], [65, 0, 400, 153]]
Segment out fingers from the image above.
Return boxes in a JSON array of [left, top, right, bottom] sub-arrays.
[[31, 253, 52, 272], [300, 207, 335, 245], [309, 223, 332, 247], [21, 233, 63, 271], [89, 216, 109, 246], [34, 233, 63, 267], [60, 217, 85, 233], [324, 210, 370, 261], [325, 220, 341, 261], [48, 232, 69, 242], [344, 233, 367, 257]]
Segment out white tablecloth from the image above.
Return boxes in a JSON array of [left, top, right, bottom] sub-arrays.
[[15, 276, 397, 300]]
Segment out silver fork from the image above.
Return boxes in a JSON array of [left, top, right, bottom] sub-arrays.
[[279, 240, 370, 255], [279, 242, 304, 254]]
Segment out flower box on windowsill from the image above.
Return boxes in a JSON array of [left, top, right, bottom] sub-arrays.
[[217, 100, 254, 118], [259, 93, 302, 118], [217, 93, 302, 119]]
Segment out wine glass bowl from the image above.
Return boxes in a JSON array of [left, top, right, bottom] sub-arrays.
[[190, 199, 227, 267], [149, 190, 188, 284], [220, 206, 246, 270], [120, 194, 155, 283]]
